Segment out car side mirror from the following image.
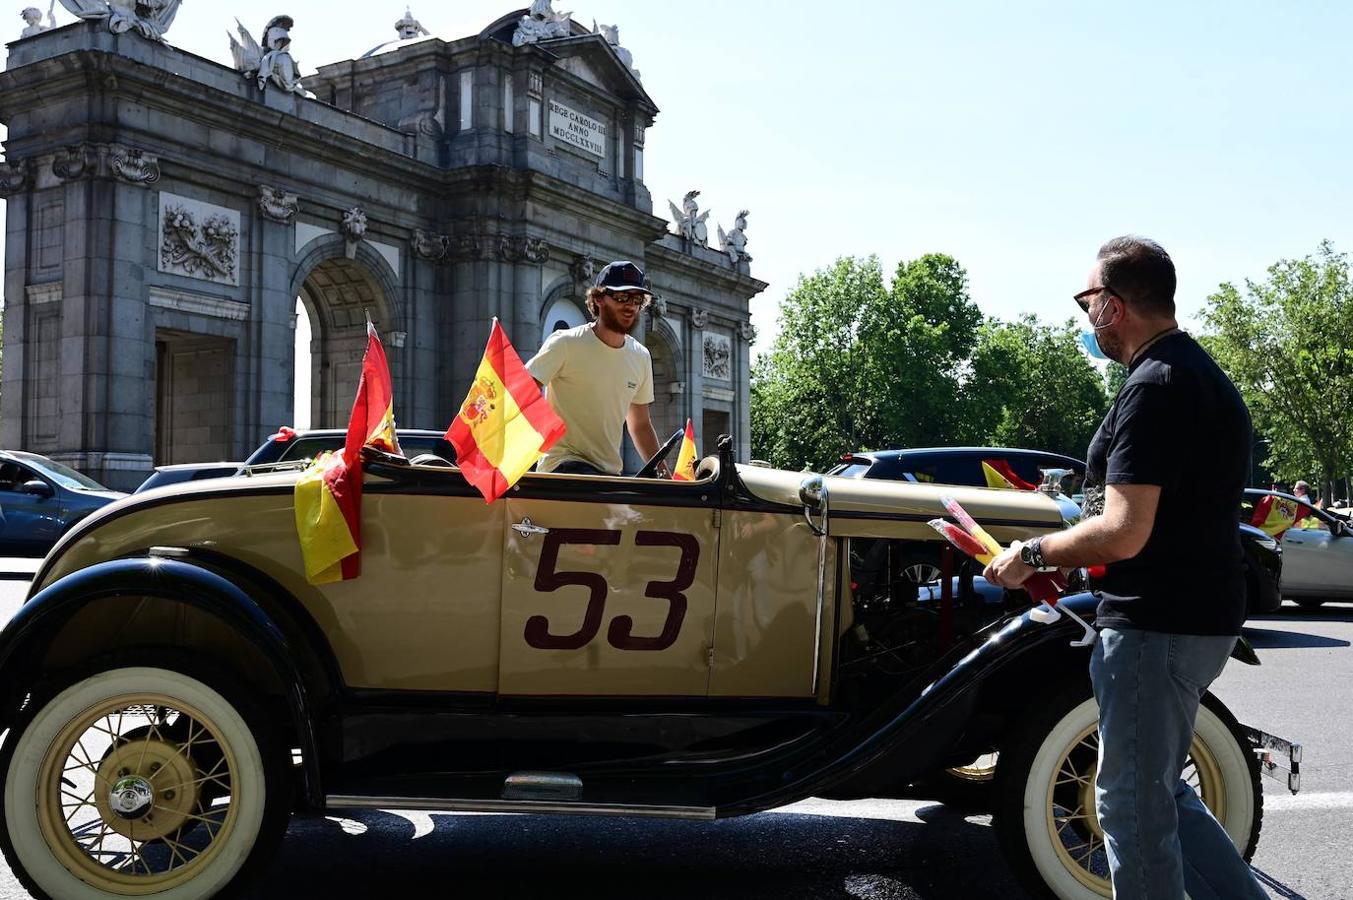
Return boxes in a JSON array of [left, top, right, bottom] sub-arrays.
[[21, 479, 53, 498]]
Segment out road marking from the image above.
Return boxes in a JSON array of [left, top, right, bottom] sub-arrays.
[[1264, 791, 1353, 812]]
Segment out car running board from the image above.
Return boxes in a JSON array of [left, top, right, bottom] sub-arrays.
[[325, 794, 717, 821]]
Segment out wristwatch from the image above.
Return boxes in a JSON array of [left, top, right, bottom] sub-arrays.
[[1019, 536, 1046, 569]]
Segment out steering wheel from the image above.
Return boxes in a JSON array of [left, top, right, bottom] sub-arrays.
[[635, 428, 686, 479]]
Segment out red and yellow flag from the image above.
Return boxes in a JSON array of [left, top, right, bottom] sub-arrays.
[[1249, 494, 1309, 539], [446, 319, 566, 503], [982, 458, 1038, 491], [672, 418, 698, 481], [294, 320, 399, 583]]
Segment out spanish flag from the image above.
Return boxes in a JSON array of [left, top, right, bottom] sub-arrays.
[[982, 458, 1038, 491], [672, 418, 698, 481], [447, 319, 566, 503], [294, 320, 399, 583], [1249, 494, 1309, 539]]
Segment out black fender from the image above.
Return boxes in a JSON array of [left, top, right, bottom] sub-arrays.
[[724, 593, 1101, 815], [0, 555, 329, 808]]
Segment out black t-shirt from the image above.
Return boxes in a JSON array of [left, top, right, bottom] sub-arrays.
[[1086, 332, 1252, 635]]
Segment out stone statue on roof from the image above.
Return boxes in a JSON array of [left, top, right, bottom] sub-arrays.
[[19, 1, 56, 38], [593, 20, 639, 79], [56, 0, 181, 41], [718, 210, 751, 266], [669, 190, 710, 248], [512, 0, 571, 47], [229, 14, 307, 95], [394, 7, 428, 40]]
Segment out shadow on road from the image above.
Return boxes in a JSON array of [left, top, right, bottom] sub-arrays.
[[1241, 626, 1351, 649], [248, 806, 1029, 899]]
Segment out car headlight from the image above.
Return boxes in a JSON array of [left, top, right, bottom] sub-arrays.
[[1253, 535, 1279, 552]]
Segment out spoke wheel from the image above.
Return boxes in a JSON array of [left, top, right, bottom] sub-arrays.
[[2, 665, 289, 899], [994, 687, 1261, 900]]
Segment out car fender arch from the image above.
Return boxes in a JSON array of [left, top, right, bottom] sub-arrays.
[[726, 595, 1101, 814], [0, 554, 331, 808]]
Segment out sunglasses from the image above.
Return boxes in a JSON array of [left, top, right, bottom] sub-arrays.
[[1073, 284, 1119, 313], [604, 291, 651, 308]]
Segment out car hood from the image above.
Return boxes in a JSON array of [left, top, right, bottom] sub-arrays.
[[734, 464, 1066, 542]]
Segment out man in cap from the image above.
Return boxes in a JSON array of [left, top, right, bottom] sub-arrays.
[[526, 260, 666, 477]]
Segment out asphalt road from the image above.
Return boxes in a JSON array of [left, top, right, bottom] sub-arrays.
[[0, 571, 1347, 899]]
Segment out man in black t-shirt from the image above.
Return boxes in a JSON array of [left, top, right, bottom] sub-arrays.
[[985, 237, 1266, 899]]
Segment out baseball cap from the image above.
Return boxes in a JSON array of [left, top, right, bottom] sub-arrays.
[[596, 260, 648, 293]]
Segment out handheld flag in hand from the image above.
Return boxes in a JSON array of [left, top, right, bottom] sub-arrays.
[[1249, 494, 1308, 539], [672, 418, 698, 481], [982, 458, 1038, 491], [294, 319, 399, 584], [447, 319, 567, 503]]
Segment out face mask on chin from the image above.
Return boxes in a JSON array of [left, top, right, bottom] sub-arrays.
[[1080, 329, 1110, 360]]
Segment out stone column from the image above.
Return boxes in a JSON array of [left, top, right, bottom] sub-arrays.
[[251, 186, 301, 454], [0, 174, 31, 450]]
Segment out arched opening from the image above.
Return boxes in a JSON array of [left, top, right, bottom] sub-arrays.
[[646, 328, 682, 446], [293, 254, 396, 428], [542, 294, 587, 336]]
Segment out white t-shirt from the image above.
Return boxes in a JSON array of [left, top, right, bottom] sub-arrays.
[[526, 324, 655, 475]]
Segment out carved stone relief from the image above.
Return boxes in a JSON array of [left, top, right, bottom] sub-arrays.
[[412, 229, 449, 262], [702, 332, 732, 381], [49, 143, 159, 186], [499, 235, 550, 264], [340, 206, 367, 258], [0, 158, 27, 196], [570, 253, 596, 289], [108, 146, 160, 185], [691, 308, 708, 329], [257, 185, 299, 223], [51, 145, 90, 181], [738, 320, 757, 343], [158, 192, 240, 286]]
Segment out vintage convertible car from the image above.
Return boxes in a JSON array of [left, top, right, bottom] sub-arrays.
[[0, 440, 1299, 899]]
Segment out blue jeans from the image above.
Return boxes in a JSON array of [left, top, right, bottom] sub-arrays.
[[1090, 627, 1267, 900]]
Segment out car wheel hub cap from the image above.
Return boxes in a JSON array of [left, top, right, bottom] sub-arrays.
[[108, 777, 154, 820], [93, 736, 202, 842]]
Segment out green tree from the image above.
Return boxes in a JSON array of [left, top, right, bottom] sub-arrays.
[[962, 315, 1109, 459], [750, 254, 983, 470], [1201, 241, 1353, 496]]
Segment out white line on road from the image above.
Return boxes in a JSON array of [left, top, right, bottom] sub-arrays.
[[1264, 791, 1353, 811]]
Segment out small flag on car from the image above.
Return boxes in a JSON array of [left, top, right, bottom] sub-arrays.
[[672, 418, 698, 481], [294, 318, 399, 584], [982, 458, 1038, 491], [446, 318, 567, 503]]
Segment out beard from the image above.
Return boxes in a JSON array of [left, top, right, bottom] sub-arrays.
[[597, 304, 639, 335], [1096, 327, 1127, 364]]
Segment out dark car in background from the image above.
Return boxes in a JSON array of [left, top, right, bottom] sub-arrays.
[[0, 450, 126, 556], [240, 427, 455, 468], [830, 446, 1283, 616], [135, 428, 457, 493]]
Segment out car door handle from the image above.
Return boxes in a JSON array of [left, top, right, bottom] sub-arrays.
[[512, 518, 550, 538]]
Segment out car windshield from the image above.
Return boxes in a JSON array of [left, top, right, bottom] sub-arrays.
[[12, 453, 110, 491]]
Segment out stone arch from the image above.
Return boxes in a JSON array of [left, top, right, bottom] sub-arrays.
[[539, 276, 588, 339], [289, 236, 402, 428], [646, 317, 684, 444]]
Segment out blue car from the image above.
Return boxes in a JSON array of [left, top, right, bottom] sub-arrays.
[[0, 450, 126, 556]]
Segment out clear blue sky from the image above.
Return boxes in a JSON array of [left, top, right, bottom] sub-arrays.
[[6, 1, 1352, 355]]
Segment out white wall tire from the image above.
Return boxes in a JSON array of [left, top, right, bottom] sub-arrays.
[[1, 665, 288, 899], [994, 688, 1261, 900]]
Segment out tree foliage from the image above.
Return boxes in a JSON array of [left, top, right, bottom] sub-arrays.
[[962, 316, 1110, 460], [1201, 241, 1353, 497], [750, 254, 982, 470], [751, 255, 1109, 470]]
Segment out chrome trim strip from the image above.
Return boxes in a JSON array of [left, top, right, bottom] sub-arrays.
[[324, 795, 717, 820]]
